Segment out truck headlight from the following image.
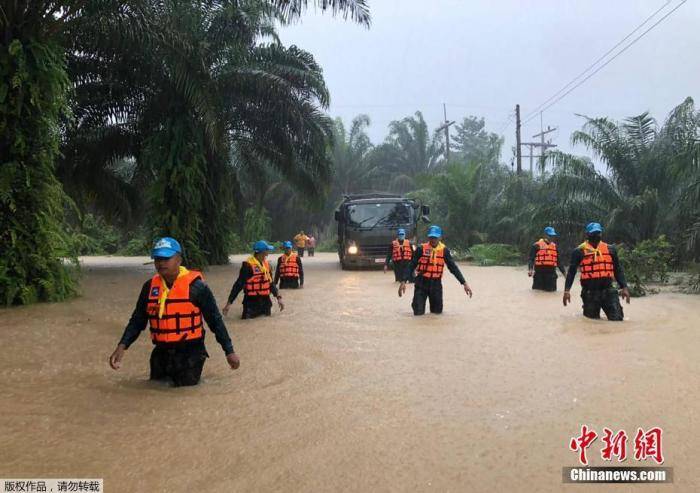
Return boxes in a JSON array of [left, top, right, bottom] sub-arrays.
[[348, 244, 358, 255]]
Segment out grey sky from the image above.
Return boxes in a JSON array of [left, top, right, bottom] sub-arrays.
[[279, 0, 700, 166]]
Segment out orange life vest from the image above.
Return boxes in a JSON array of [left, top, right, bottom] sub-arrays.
[[279, 253, 300, 278], [416, 242, 445, 279], [579, 241, 615, 281], [391, 239, 413, 262], [146, 271, 204, 344], [245, 259, 272, 296], [534, 239, 558, 267]]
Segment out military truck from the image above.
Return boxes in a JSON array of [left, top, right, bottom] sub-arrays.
[[334, 193, 429, 269]]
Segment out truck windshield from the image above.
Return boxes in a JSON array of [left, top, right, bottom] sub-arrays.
[[346, 202, 413, 228]]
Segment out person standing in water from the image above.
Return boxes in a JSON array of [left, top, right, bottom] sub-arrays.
[[274, 241, 304, 289], [293, 230, 309, 257], [307, 234, 316, 257], [528, 226, 567, 291], [563, 222, 630, 320], [109, 237, 239, 386], [223, 240, 284, 319], [384, 228, 413, 282], [398, 225, 472, 315]]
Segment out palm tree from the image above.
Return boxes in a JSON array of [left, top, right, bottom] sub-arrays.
[[541, 98, 699, 251], [0, 0, 152, 304], [331, 115, 377, 195], [373, 111, 445, 194]]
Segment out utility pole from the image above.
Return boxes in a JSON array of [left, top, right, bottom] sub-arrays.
[[437, 103, 455, 162], [531, 126, 557, 175], [515, 104, 522, 174]]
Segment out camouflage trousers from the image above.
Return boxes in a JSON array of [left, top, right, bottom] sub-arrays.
[[581, 287, 624, 321]]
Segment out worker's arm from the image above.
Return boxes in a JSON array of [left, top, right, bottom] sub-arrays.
[[403, 245, 422, 282], [271, 281, 280, 298], [556, 243, 567, 275], [527, 243, 538, 271], [385, 244, 393, 266], [298, 256, 304, 286], [609, 245, 628, 289], [443, 247, 467, 285], [564, 248, 583, 291], [118, 280, 151, 349], [273, 257, 281, 286], [227, 262, 252, 304], [190, 279, 234, 355]]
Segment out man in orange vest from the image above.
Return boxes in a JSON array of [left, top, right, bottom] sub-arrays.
[[108, 237, 240, 387], [563, 223, 631, 320], [274, 241, 304, 289], [528, 226, 566, 291], [384, 228, 414, 282], [293, 230, 309, 257], [223, 240, 284, 319], [398, 225, 473, 315]]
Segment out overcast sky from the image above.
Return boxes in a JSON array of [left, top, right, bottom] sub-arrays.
[[279, 0, 700, 167]]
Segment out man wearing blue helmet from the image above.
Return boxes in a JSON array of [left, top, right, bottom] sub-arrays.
[[398, 225, 473, 315], [528, 226, 566, 291], [274, 241, 304, 289], [109, 237, 240, 387], [563, 223, 630, 321], [384, 228, 414, 282], [223, 240, 284, 319]]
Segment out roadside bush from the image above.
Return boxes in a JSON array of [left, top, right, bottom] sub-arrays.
[[72, 213, 120, 255], [618, 235, 673, 296], [467, 243, 521, 266]]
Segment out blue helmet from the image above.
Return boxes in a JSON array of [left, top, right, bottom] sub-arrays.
[[544, 226, 558, 237], [427, 225, 442, 238], [586, 222, 603, 234], [151, 237, 182, 259], [253, 240, 275, 253], [282, 240, 293, 249], [397, 228, 406, 236]]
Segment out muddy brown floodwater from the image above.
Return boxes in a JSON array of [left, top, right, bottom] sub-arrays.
[[1, 252, 699, 492]]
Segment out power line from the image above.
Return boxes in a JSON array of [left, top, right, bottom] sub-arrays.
[[523, 0, 672, 122], [522, 0, 687, 125]]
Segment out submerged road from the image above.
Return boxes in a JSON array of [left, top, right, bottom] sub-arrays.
[[1, 252, 699, 491]]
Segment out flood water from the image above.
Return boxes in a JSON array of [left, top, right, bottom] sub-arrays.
[[2, 252, 699, 491]]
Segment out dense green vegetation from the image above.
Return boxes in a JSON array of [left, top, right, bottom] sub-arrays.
[[2, 2, 698, 305], [0, 0, 369, 305]]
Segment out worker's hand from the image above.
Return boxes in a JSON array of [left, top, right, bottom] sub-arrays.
[[222, 303, 231, 316], [398, 282, 406, 297], [299, 284, 304, 289], [109, 344, 126, 370], [277, 296, 285, 311], [463, 283, 473, 298], [528, 269, 533, 277], [383, 264, 388, 273], [563, 291, 571, 306], [620, 287, 631, 304], [226, 352, 240, 370]]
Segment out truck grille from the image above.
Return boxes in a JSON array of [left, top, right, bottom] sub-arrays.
[[357, 244, 391, 257]]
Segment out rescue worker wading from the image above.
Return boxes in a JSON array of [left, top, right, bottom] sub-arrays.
[[293, 230, 309, 258], [563, 222, 631, 321], [108, 237, 240, 386], [384, 228, 414, 282], [528, 226, 566, 291], [223, 240, 284, 319], [398, 225, 473, 315], [274, 241, 304, 289]]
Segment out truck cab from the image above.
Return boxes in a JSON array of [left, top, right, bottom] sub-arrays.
[[334, 193, 429, 269]]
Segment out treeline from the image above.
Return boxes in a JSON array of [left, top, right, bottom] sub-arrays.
[[0, 0, 369, 305], [323, 100, 700, 268]]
